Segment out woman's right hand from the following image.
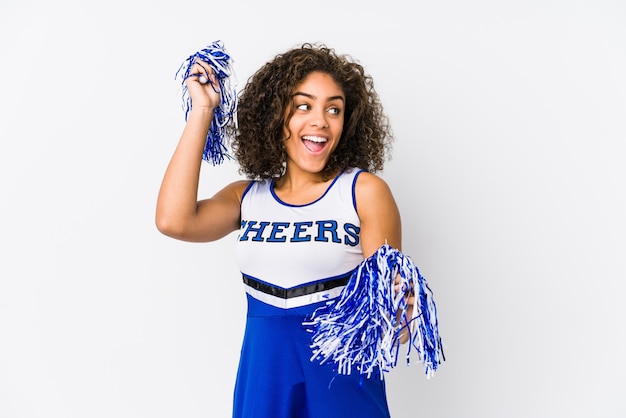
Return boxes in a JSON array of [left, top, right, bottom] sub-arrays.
[[185, 60, 221, 112]]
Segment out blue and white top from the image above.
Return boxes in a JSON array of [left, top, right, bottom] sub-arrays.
[[235, 168, 365, 309]]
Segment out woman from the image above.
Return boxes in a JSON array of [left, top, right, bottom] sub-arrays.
[[156, 43, 403, 417]]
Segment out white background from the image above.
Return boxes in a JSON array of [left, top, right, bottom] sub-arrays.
[[1, 0, 625, 417]]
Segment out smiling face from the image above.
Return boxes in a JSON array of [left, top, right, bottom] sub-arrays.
[[283, 71, 345, 177]]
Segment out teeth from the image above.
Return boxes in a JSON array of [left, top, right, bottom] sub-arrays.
[[302, 136, 327, 143]]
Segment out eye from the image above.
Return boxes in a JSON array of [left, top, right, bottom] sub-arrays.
[[296, 103, 310, 111], [327, 107, 342, 116]]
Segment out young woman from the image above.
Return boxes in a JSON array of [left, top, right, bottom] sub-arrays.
[[156, 43, 404, 417]]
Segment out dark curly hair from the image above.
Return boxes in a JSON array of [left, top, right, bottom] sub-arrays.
[[227, 43, 394, 180]]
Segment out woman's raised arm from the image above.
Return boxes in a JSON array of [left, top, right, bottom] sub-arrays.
[[155, 63, 246, 242]]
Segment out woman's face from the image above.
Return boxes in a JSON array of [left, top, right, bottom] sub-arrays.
[[283, 71, 345, 176]]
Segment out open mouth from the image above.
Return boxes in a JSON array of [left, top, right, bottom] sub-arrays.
[[302, 135, 328, 153]]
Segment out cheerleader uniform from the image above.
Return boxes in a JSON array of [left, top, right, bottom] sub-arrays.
[[233, 168, 391, 418]]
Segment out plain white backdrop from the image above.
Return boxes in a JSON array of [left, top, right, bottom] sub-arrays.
[[1, 0, 625, 417]]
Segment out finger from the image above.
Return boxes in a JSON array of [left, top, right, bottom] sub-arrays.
[[196, 67, 220, 91], [188, 60, 214, 84], [195, 61, 211, 84]]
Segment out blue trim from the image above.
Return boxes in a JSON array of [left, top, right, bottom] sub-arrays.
[[240, 180, 255, 201], [269, 170, 345, 207], [352, 169, 366, 213]]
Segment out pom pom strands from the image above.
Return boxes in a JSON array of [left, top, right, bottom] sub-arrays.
[[175, 40, 237, 165], [304, 244, 444, 379]]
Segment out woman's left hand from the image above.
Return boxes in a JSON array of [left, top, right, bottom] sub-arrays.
[[394, 274, 415, 344]]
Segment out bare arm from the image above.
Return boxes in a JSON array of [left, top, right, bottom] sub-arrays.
[[356, 172, 414, 342], [355, 171, 402, 257], [155, 62, 246, 242]]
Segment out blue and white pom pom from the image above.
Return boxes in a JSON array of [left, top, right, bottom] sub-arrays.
[[175, 40, 237, 165], [304, 244, 444, 379]]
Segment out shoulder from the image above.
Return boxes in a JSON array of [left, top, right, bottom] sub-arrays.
[[225, 179, 253, 192], [353, 171, 402, 254], [354, 171, 394, 200], [217, 179, 254, 203], [354, 171, 400, 222]]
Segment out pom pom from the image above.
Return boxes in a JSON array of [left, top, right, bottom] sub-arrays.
[[175, 40, 237, 165], [304, 243, 445, 379]]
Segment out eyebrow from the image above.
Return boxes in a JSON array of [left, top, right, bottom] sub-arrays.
[[293, 92, 345, 102]]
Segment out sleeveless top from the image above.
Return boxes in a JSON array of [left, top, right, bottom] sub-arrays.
[[235, 168, 365, 309]]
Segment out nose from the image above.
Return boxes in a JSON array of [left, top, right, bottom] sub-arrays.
[[310, 108, 329, 129]]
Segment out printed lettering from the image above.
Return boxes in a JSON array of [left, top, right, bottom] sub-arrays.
[[314, 220, 341, 243], [240, 220, 271, 241], [343, 223, 360, 246], [291, 221, 313, 242], [267, 222, 290, 242]]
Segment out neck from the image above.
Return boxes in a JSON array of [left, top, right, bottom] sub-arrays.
[[275, 171, 326, 191], [273, 168, 340, 205]]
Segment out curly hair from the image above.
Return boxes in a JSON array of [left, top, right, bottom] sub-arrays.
[[227, 43, 394, 180]]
